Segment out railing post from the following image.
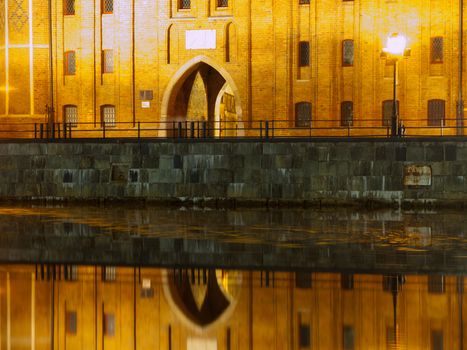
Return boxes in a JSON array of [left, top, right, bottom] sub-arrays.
[[63, 122, 67, 139], [103, 122, 106, 139], [172, 121, 176, 138], [202, 121, 207, 138], [40, 123, 44, 139], [57, 123, 61, 139], [34, 123, 37, 139], [190, 122, 195, 138], [347, 124, 350, 137], [138, 121, 141, 139], [272, 120, 275, 138], [441, 119, 444, 136], [265, 121, 269, 139], [178, 122, 182, 138], [260, 121, 263, 138], [51, 123, 55, 139]]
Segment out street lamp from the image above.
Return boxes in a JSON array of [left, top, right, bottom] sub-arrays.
[[382, 33, 410, 137]]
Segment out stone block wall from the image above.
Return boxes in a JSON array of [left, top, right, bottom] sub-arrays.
[[1, 139, 467, 207]]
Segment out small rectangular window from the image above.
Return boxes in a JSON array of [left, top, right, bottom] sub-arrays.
[[341, 274, 354, 290], [342, 40, 354, 66], [217, 0, 228, 7], [428, 99, 445, 127], [299, 324, 311, 348], [343, 325, 355, 350], [299, 0, 310, 4], [179, 0, 190, 9], [295, 102, 312, 127], [428, 275, 445, 294], [104, 313, 116, 336], [299, 41, 310, 67], [139, 90, 154, 101], [64, 0, 75, 15], [295, 272, 312, 289], [64, 51, 76, 75], [341, 101, 353, 127], [64, 105, 78, 127], [431, 37, 443, 63], [102, 50, 114, 73], [431, 330, 443, 350], [66, 311, 77, 334], [102, 266, 116, 281]]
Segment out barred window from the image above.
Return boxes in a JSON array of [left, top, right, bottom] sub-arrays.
[[101, 105, 116, 128], [431, 37, 443, 63], [428, 99, 445, 126], [64, 105, 78, 127], [102, 50, 113, 73], [64, 0, 75, 15], [342, 39, 354, 66], [431, 330, 444, 350], [104, 313, 116, 336], [299, 0, 310, 4], [428, 275, 445, 294], [217, 0, 228, 7], [64, 51, 76, 75], [341, 101, 353, 127], [179, 0, 190, 9], [299, 324, 311, 348], [343, 326, 355, 350], [66, 311, 77, 334], [382, 100, 399, 127], [139, 90, 154, 100], [102, 0, 113, 14], [299, 41, 310, 67], [295, 102, 311, 127]]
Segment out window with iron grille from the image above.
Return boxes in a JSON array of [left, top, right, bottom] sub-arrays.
[[428, 275, 445, 294], [382, 100, 399, 127], [431, 330, 444, 350], [101, 106, 116, 128], [295, 272, 312, 289], [299, 41, 310, 67], [431, 37, 443, 63], [64, 51, 76, 75], [428, 99, 445, 126], [66, 311, 77, 334], [64, 0, 75, 15], [299, 0, 310, 4], [179, 0, 190, 9], [295, 102, 311, 127], [299, 324, 311, 348], [341, 101, 353, 126], [217, 0, 228, 7], [102, 50, 113, 73], [102, 266, 116, 281], [341, 274, 354, 290], [104, 313, 116, 336], [139, 90, 154, 100], [64, 105, 78, 127], [343, 326, 355, 350], [102, 0, 113, 13], [342, 39, 354, 66]]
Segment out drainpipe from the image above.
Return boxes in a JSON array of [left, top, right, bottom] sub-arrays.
[[458, 0, 464, 135], [48, 0, 54, 125]]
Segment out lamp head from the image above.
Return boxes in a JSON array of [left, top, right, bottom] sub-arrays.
[[383, 33, 407, 57]]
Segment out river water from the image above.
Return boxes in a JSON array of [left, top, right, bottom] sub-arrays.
[[0, 205, 464, 349]]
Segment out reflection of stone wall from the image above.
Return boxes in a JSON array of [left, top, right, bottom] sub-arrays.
[[1, 140, 467, 207]]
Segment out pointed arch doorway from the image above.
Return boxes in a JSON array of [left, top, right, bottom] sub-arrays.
[[161, 56, 244, 137]]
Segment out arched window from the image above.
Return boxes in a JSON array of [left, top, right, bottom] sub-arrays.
[[64, 51, 76, 75], [341, 101, 353, 126], [382, 100, 399, 127], [295, 102, 311, 127], [101, 105, 116, 127], [63, 105, 78, 127], [427, 99, 445, 126]]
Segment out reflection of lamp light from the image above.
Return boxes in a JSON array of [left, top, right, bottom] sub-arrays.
[[381, 33, 411, 137]]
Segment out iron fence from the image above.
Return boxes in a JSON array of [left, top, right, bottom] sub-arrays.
[[0, 118, 463, 140]]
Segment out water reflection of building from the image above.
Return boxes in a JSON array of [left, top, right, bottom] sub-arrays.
[[0, 265, 464, 349]]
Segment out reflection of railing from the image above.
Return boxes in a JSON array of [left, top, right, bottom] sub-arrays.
[[0, 118, 464, 139]]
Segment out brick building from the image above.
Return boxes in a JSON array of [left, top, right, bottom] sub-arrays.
[[0, 0, 466, 136]]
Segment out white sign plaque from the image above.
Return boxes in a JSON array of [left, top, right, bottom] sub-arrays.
[[185, 30, 216, 50], [141, 101, 150, 108]]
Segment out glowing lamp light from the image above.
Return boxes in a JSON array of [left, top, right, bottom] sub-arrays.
[[383, 33, 407, 56]]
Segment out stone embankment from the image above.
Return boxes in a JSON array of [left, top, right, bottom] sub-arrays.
[[0, 139, 466, 208]]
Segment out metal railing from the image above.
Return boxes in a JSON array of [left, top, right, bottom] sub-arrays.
[[0, 118, 463, 140]]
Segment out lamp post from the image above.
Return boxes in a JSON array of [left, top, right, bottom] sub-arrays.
[[382, 33, 410, 137]]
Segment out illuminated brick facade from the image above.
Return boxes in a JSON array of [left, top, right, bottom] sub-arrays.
[[1, 0, 467, 134]]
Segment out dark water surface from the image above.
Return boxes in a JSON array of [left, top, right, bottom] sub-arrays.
[[0, 205, 465, 348]]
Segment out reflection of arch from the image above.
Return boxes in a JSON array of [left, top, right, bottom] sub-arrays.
[[225, 22, 237, 63], [161, 269, 242, 332], [160, 55, 244, 136]]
